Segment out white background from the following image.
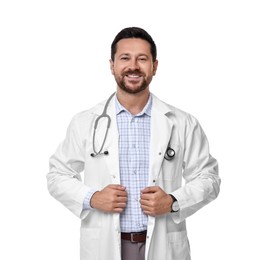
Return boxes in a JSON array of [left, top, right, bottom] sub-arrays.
[[0, 0, 267, 259]]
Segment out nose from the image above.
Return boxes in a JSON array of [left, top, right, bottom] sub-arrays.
[[128, 58, 140, 71]]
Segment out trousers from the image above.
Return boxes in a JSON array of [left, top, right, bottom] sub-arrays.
[[121, 239, 146, 260]]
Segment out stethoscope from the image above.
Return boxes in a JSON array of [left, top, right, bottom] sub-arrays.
[[90, 92, 176, 161], [164, 146, 175, 161], [90, 92, 115, 157]]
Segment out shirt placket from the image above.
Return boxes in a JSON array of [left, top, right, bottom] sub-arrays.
[[129, 116, 141, 230]]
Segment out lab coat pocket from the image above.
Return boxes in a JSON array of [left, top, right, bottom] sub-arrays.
[[80, 227, 101, 259], [167, 231, 191, 260]]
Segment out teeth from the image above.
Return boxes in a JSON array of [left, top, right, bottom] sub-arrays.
[[128, 75, 139, 78]]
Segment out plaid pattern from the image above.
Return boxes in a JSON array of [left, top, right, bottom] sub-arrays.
[[115, 95, 152, 232]]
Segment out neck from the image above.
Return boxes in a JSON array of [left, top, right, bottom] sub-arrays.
[[116, 88, 150, 115]]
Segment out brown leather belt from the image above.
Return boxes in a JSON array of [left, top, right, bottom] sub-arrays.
[[121, 231, 147, 243]]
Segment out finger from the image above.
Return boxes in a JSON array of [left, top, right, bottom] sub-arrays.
[[140, 193, 152, 200], [108, 184, 126, 191], [139, 198, 151, 207], [116, 202, 127, 208], [141, 186, 159, 193], [116, 196, 128, 203], [140, 191, 158, 200], [140, 204, 154, 216], [113, 207, 125, 213], [115, 190, 128, 197], [112, 201, 127, 212]]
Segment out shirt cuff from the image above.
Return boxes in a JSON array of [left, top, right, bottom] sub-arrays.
[[83, 188, 98, 210]]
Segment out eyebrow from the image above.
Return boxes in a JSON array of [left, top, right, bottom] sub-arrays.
[[119, 53, 149, 57]]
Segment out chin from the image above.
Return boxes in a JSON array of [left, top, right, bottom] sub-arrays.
[[121, 85, 148, 94]]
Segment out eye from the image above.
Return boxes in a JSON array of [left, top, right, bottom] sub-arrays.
[[138, 57, 147, 62], [120, 56, 129, 61]]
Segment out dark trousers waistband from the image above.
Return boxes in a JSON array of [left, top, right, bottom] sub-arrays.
[[121, 231, 147, 243]]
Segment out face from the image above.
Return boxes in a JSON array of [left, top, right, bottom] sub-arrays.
[[110, 38, 158, 94]]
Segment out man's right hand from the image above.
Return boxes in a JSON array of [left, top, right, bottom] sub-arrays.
[[90, 184, 127, 213]]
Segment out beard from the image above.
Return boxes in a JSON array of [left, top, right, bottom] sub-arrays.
[[114, 70, 152, 94]]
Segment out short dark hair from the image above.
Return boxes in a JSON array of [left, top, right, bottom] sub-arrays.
[[111, 27, 157, 62]]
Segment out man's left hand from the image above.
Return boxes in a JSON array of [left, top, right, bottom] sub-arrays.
[[140, 186, 173, 216]]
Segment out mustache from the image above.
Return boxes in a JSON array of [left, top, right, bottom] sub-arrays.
[[122, 69, 144, 77]]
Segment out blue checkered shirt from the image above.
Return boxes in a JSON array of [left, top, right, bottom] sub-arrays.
[[115, 95, 152, 233]]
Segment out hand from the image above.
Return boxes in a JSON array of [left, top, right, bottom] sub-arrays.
[[90, 184, 127, 213], [140, 186, 173, 216]]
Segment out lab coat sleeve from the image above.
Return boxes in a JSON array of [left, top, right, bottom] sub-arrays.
[[171, 115, 220, 223], [47, 115, 90, 219]]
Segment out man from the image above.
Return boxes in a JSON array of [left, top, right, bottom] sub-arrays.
[[47, 27, 220, 260]]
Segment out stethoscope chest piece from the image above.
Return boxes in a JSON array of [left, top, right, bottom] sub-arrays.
[[164, 147, 175, 160]]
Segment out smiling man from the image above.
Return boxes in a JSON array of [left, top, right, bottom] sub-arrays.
[[110, 37, 157, 95], [47, 27, 220, 260]]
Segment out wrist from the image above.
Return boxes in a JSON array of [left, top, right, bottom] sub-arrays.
[[90, 191, 100, 209], [169, 194, 179, 213]]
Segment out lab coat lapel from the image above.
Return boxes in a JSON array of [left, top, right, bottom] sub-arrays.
[[94, 95, 121, 236], [94, 95, 120, 184], [149, 95, 174, 184], [145, 95, 174, 258]]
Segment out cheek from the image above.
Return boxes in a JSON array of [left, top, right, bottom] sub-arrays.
[[112, 65, 123, 75]]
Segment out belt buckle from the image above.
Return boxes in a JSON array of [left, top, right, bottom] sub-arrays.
[[130, 233, 136, 243]]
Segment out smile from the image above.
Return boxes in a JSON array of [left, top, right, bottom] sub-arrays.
[[127, 74, 141, 78]]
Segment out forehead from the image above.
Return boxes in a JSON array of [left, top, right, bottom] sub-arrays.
[[115, 38, 151, 56]]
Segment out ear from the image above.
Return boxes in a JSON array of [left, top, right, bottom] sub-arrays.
[[109, 59, 115, 75], [153, 59, 158, 76]]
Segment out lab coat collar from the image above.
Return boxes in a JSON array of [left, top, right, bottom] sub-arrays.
[[92, 92, 173, 117], [150, 93, 173, 116]]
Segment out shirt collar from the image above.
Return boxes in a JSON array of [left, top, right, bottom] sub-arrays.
[[115, 93, 152, 117]]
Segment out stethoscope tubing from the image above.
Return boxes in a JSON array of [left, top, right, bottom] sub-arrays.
[[91, 92, 115, 156], [91, 92, 175, 160]]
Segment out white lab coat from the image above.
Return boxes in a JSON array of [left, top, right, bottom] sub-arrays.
[[47, 94, 220, 260]]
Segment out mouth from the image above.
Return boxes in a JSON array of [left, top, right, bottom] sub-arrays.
[[124, 72, 143, 81], [127, 74, 141, 78]]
